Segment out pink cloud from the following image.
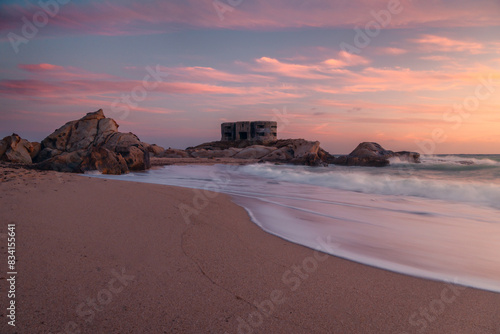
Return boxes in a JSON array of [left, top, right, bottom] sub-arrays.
[[0, 73, 305, 114], [18, 63, 117, 80], [419, 55, 454, 62], [412, 35, 484, 54], [312, 65, 500, 94], [253, 57, 331, 80], [250, 52, 370, 79], [0, 79, 256, 97], [323, 51, 371, 67], [6, 59, 500, 110], [375, 47, 408, 55], [18, 63, 65, 72]]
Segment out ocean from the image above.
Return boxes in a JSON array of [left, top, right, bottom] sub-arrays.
[[87, 154, 500, 293]]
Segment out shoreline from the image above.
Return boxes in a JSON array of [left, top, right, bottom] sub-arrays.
[[0, 166, 499, 333]]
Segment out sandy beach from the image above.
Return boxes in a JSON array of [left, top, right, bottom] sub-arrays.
[[0, 165, 499, 334]]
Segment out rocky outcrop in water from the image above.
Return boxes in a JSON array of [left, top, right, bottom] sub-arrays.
[[34, 109, 150, 174], [331, 142, 420, 167]]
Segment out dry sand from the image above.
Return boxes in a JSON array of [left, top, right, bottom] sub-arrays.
[[0, 165, 499, 333]]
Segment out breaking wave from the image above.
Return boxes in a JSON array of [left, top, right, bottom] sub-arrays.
[[240, 163, 500, 209]]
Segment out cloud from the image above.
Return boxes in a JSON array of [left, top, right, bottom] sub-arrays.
[[18, 63, 64, 72], [4, 56, 500, 137], [323, 51, 371, 67], [0, 79, 265, 97], [1, 0, 499, 37], [250, 52, 370, 79], [17, 63, 117, 80], [412, 35, 484, 54], [419, 55, 454, 62], [162, 66, 273, 83], [313, 65, 500, 94], [375, 47, 408, 55], [253, 57, 332, 79], [0, 62, 306, 115]]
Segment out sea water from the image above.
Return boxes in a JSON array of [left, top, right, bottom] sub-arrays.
[[87, 155, 500, 293]]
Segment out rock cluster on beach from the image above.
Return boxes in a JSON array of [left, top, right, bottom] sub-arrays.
[[0, 109, 421, 173], [0, 134, 40, 164], [33, 109, 151, 174], [0, 109, 153, 174]]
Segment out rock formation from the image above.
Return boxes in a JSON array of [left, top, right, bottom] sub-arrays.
[[160, 148, 190, 158], [1, 111, 421, 171], [147, 144, 165, 157], [331, 142, 420, 167], [185, 138, 328, 166], [0, 134, 39, 164], [34, 109, 150, 174]]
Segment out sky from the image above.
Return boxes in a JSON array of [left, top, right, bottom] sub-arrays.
[[0, 0, 499, 154]]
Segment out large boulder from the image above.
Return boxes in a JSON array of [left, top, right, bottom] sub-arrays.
[[146, 144, 165, 157], [260, 139, 325, 166], [102, 132, 150, 170], [34, 147, 62, 163], [391, 151, 421, 163], [288, 140, 320, 158], [36, 150, 87, 173], [94, 118, 119, 145], [317, 148, 336, 164], [332, 142, 420, 167], [29, 142, 41, 159], [34, 109, 151, 174], [81, 147, 128, 175], [40, 109, 104, 153], [0, 139, 7, 158], [0, 134, 33, 164]]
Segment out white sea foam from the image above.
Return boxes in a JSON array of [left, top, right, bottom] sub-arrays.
[[418, 155, 500, 166], [83, 170, 103, 175], [239, 164, 500, 209]]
